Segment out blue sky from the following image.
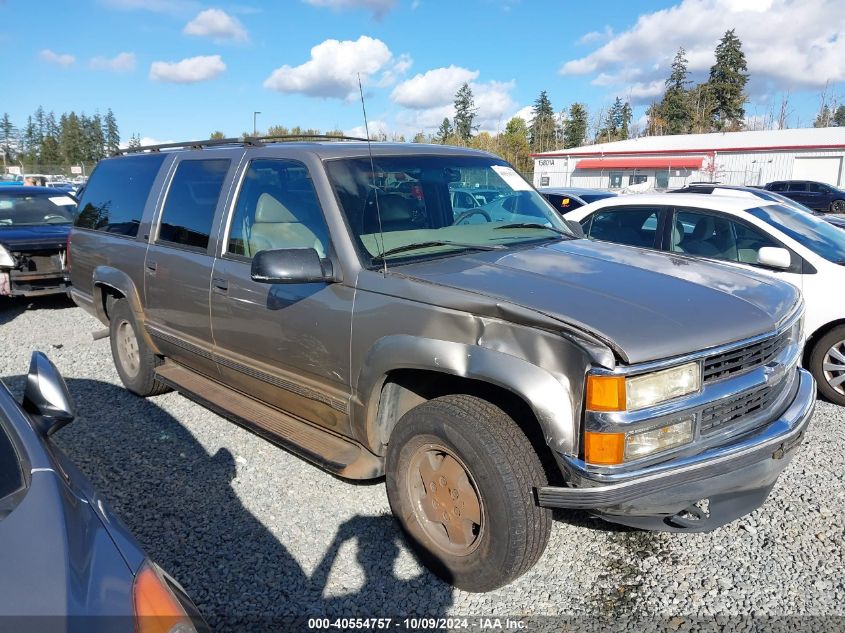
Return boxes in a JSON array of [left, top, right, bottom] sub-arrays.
[[2, 0, 843, 145]]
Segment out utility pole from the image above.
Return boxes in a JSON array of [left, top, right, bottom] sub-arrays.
[[253, 111, 261, 136]]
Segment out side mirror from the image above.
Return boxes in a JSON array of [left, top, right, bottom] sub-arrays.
[[22, 352, 76, 437], [565, 219, 586, 238], [757, 246, 792, 270], [251, 248, 334, 284]]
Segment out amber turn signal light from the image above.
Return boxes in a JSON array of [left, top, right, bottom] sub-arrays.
[[584, 431, 625, 465], [586, 375, 626, 412], [134, 562, 195, 633]]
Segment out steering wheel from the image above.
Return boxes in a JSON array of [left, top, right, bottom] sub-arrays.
[[454, 209, 492, 225]]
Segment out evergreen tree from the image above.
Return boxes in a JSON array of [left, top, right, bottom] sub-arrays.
[[563, 103, 588, 149], [436, 117, 453, 144], [103, 109, 120, 155], [60, 112, 85, 164], [0, 113, 17, 163], [659, 47, 693, 134], [598, 97, 631, 142], [529, 90, 556, 153], [85, 112, 106, 162], [127, 134, 142, 150], [453, 83, 478, 143], [814, 105, 832, 128], [41, 111, 61, 165], [834, 105, 845, 127], [709, 29, 749, 130], [621, 101, 633, 139], [22, 116, 37, 163]]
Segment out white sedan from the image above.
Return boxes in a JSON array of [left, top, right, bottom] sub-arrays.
[[565, 193, 845, 405]]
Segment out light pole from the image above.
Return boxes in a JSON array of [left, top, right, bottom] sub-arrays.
[[253, 111, 261, 137]]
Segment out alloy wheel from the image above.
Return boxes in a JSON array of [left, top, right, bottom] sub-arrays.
[[822, 339, 845, 395]]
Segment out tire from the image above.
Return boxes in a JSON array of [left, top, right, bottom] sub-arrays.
[[829, 199, 845, 214], [108, 299, 170, 397], [809, 325, 845, 406], [385, 394, 551, 592]]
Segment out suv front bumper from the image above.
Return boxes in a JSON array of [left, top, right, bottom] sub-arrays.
[[537, 368, 815, 531]]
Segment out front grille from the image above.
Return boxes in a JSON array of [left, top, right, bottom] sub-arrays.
[[699, 384, 779, 435], [703, 331, 789, 383]]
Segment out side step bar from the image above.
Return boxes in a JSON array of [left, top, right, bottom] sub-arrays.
[[155, 362, 383, 479]]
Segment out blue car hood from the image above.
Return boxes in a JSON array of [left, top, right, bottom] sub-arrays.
[[0, 224, 70, 250]]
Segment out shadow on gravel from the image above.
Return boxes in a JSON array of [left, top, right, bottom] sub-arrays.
[[1, 375, 453, 632], [0, 295, 75, 327]]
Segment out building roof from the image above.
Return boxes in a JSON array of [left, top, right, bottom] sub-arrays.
[[534, 127, 845, 158]]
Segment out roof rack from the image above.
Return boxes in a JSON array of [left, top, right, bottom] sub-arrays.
[[113, 134, 372, 156]]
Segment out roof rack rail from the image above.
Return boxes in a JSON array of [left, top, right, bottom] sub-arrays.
[[113, 133, 372, 156]]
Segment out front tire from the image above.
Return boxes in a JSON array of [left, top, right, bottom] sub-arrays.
[[809, 325, 845, 406], [829, 199, 845, 214], [109, 299, 170, 397], [385, 395, 551, 592]]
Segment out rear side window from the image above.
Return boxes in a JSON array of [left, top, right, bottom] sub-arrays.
[[75, 154, 167, 237], [158, 159, 230, 250], [588, 207, 660, 248], [788, 182, 807, 192], [768, 182, 787, 192]]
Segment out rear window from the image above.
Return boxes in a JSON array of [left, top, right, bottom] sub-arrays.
[[157, 159, 230, 250], [75, 154, 167, 237], [0, 191, 76, 226]]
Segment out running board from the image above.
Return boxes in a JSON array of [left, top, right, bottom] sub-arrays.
[[155, 362, 383, 479]]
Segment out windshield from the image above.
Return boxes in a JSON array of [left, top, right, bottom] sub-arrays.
[[749, 188, 817, 213], [0, 191, 76, 227], [746, 203, 845, 263], [326, 155, 572, 266]]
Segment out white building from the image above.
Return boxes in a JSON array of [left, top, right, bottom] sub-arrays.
[[532, 127, 845, 192]]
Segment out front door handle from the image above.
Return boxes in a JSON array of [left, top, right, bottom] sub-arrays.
[[212, 277, 228, 293], [145, 260, 157, 275]]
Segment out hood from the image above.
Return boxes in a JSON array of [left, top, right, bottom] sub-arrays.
[[396, 239, 800, 364], [823, 214, 845, 230], [0, 224, 70, 251]]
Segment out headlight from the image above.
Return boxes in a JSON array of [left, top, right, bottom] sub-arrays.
[[790, 314, 804, 344], [0, 245, 14, 268], [586, 362, 701, 412], [584, 416, 695, 465]]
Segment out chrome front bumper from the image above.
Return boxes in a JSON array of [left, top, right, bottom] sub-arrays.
[[538, 368, 815, 531]]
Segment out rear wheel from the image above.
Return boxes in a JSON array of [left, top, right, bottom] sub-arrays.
[[830, 199, 845, 213], [109, 299, 170, 397], [385, 394, 551, 592], [809, 325, 845, 406]]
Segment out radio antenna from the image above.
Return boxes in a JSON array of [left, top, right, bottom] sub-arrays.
[[358, 73, 387, 276]]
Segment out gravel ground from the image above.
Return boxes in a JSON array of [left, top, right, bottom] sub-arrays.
[[1, 296, 843, 632]]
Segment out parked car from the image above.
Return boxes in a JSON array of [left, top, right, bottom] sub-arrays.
[[70, 138, 813, 591], [764, 180, 845, 213], [672, 183, 845, 231], [0, 352, 207, 631], [566, 192, 845, 405], [0, 187, 74, 297], [538, 186, 617, 213]]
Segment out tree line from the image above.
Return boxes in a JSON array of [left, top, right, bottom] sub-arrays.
[[0, 107, 120, 170]]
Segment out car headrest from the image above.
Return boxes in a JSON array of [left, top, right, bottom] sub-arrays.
[[692, 216, 715, 240], [255, 193, 296, 223], [375, 194, 413, 222]]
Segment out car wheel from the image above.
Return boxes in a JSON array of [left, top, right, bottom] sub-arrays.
[[109, 299, 170, 397], [829, 199, 845, 213], [809, 325, 845, 406], [385, 394, 551, 592]]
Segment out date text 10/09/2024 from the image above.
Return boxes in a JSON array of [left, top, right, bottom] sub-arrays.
[[307, 618, 527, 630]]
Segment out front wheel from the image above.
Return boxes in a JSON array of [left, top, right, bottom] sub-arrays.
[[829, 199, 845, 213], [385, 395, 551, 592], [809, 325, 845, 406]]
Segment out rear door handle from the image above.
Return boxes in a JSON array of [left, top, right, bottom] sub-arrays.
[[145, 260, 157, 275], [212, 277, 228, 293]]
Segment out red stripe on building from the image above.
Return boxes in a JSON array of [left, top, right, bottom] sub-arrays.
[[575, 156, 705, 169], [532, 143, 845, 158]]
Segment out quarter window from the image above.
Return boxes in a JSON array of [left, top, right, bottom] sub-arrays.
[[75, 154, 167, 237], [227, 159, 330, 259], [158, 159, 230, 249]]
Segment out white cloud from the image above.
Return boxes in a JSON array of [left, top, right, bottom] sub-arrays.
[[509, 105, 534, 124], [149, 55, 226, 83], [263, 36, 405, 99], [90, 52, 137, 72], [578, 25, 614, 45], [304, 0, 396, 18], [561, 0, 845, 94], [345, 119, 389, 138], [391, 66, 518, 133], [38, 49, 75, 67], [118, 136, 175, 149], [184, 8, 249, 42], [391, 66, 480, 109]]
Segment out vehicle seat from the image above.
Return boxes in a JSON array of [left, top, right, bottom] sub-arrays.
[[682, 217, 720, 257], [248, 193, 325, 257], [362, 194, 416, 234]]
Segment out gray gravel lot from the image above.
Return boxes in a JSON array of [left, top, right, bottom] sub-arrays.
[[1, 296, 843, 631]]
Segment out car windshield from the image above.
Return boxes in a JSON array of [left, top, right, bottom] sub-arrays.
[[746, 203, 845, 263], [326, 155, 572, 266], [0, 191, 76, 227], [750, 188, 817, 213]]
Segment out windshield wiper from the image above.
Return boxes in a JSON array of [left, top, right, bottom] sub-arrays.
[[493, 222, 572, 237], [372, 240, 505, 262]]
